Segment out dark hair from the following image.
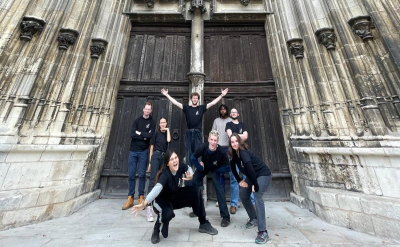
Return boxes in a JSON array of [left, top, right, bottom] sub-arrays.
[[158, 117, 168, 132], [155, 149, 178, 183], [218, 104, 229, 116], [228, 133, 249, 159], [190, 92, 200, 100]]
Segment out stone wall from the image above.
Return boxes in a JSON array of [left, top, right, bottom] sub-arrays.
[[0, 0, 131, 230], [264, 0, 400, 241]]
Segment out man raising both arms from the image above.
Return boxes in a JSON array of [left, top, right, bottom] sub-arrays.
[[161, 88, 229, 169]]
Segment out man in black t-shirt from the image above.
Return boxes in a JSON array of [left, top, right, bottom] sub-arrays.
[[187, 130, 231, 227], [161, 88, 228, 168]]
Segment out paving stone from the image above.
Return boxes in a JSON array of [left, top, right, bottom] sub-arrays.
[[0, 236, 52, 247], [41, 239, 101, 247], [268, 229, 311, 244], [300, 229, 353, 244]]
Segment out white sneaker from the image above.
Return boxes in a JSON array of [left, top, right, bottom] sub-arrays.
[[146, 206, 154, 222], [216, 202, 219, 207]]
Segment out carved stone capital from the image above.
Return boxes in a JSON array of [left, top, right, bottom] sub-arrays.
[[189, 0, 206, 13], [240, 0, 251, 6], [187, 72, 206, 87], [145, 0, 155, 8], [315, 27, 336, 51], [20, 16, 46, 41], [90, 38, 108, 59], [348, 15, 374, 41], [286, 38, 304, 59], [58, 28, 79, 50]]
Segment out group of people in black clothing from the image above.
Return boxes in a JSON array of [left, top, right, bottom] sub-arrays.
[[127, 88, 272, 244]]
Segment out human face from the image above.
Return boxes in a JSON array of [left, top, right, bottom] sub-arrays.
[[230, 109, 238, 120], [219, 107, 227, 118], [230, 136, 239, 151], [191, 96, 199, 106], [168, 152, 179, 173], [208, 134, 218, 151], [143, 105, 152, 117], [159, 118, 167, 130]]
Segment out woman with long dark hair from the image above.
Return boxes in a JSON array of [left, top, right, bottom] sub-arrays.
[[145, 117, 171, 222], [228, 133, 272, 244], [132, 149, 218, 244]]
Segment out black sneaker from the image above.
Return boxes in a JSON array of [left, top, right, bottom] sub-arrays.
[[161, 221, 169, 238], [245, 218, 258, 229], [151, 228, 160, 244], [189, 212, 197, 218], [199, 220, 218, 235], [221, 217, 230, 227], [255, 230, 269, 244]]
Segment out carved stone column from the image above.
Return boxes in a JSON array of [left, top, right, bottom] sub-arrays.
[[286, 38, 304, 59], [315, 27, 336, 51], [19, 16, 46, 41], [90, 38, 108, 59], [57, 28, 79, 50], [348, 15, 374, 41]]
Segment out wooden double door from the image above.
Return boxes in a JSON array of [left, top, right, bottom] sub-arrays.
[[100, 23, 291, 200]]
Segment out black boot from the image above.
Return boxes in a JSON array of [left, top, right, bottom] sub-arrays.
[[161, 220, 169, 238], [151, 215, 161, 244]]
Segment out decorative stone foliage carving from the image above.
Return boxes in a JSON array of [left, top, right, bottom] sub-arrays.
[[189, 0, 206, 13], [187, 72, 206, 87], [20, 16, 46, 41], [315, 27, 336, 51], [58, 28, 79, 50], [145, 0, 155, 8], [286, 38, 304, 59], [240, 0, 251, 6], [90, 38, 108, 59], [348, 15, 374, 41]]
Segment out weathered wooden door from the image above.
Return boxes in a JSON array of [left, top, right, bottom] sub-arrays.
[[100, 24, 191, 196], [202, 24, 291, 200]]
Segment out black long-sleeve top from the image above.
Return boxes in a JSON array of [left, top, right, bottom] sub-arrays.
[[129, 115, 156, 151], [230, 149, 271, 192]]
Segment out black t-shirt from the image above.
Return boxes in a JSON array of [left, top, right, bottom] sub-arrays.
[[130, 116, 156, 151], [230, 149, 271, 192], [225, 121, 248, 134], [157, 163, 188, 200], [151, 131, 169, 152], [193, 142, 229, 173], [183, 104, 207, 130]]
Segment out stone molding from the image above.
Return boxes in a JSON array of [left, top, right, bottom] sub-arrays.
[[19, 16, 46, 41], [57, 28, 79, 50], [187, 72, 206, 87], [90, 38, 108, 59], [286, 38, 304, 59], [210, 12, 269, 21], [189, 0, 207, 13], [240, 0, 251, 6], [315, 27, 336, 51], [348, 15, 374, 41], [145, 0, 155, 8]]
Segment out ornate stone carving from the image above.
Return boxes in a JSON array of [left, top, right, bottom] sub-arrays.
[[57, 28, 79, 50], [189, 0, 206, 13], [315, 27, 336, 51], [90, 38, 108, 59], [145, 0, 155, 8], [187, 72, 206, 87], [20, 16, 46, 41], [240, 0, 251, 6], [348, 15, 374, 41], [286, 38, 304, 59]]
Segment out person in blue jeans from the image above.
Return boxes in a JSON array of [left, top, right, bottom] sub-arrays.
[[226, 108, 255, 209], [229, 133, 272, 244], [122, 102, 156, 210]]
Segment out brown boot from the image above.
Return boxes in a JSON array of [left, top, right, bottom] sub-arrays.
[[122, 196, 134, 210], [138, 195, 145, 205], [230, 206, 237, 214], [253, 204, 257, 211]]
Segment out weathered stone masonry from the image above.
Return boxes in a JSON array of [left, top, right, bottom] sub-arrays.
[[0, 0, 400, 241]]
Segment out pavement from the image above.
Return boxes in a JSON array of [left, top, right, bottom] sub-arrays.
[[0, 199, 398, 247]]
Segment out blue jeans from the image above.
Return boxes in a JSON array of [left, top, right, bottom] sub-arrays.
[[128, 149, 149, 197], [184, 129, 203, 168], [240, 174, 272, 232]]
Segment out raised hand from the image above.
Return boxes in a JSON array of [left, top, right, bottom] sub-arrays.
[[161, 88, 168, 96], [221, 88, 229, 96], [182, 171, 193, 181]]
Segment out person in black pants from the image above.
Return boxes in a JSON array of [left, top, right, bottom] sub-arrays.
[[132, 149, 218, 244], [145, 117, 171, 222], [229, 133, 273, 244], [188, 130, 231, 227]]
